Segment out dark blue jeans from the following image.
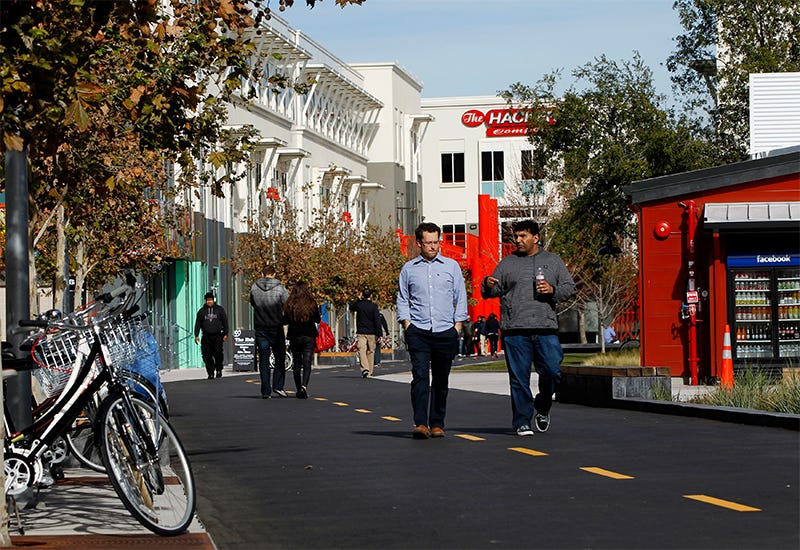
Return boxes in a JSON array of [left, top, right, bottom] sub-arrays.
[[501, 333, 563, 430], [256, 328, 286, 397], [404, 324, 459, 429]]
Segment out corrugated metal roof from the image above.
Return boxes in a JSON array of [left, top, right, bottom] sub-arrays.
[[703, 201, 800, 229]]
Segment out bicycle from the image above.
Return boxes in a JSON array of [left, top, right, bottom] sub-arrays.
[[268, 339, 294, 372], [618, 333, 640, 351], [4, 272, 196, 536]]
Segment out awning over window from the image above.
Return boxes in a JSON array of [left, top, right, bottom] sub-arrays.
[[703, 201, 800, 230]]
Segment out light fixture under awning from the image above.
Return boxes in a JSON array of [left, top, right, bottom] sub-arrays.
[[703, 201, 800, 230]]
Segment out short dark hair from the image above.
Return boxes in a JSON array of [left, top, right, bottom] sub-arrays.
[[512, 219, 540, 236], [362, 289, 372, 299], [415, 222, 441, 242]]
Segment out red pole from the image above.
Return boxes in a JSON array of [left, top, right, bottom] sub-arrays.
[[681, 200, 700, 385]]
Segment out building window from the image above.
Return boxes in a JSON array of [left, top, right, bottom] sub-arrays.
[[481, 150, 504, 197], [521, 150, 534, 180], [442, 224, 466, 248], [441, 152, 465, 184]]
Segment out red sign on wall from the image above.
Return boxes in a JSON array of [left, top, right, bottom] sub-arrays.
[[461, 108, 554, 137]]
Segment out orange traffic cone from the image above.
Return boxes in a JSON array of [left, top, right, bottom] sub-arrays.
[[720, 324, 734, 389]]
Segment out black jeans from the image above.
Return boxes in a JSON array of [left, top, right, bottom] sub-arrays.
[[404, 324, 459, 429], [290, 335, 315, 390], [200, 333, 224, 377]]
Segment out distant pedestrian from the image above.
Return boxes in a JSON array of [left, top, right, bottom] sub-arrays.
[[485, 312, 501, 358], [482, 220, 575, 436], [460, 319, 473, 357], [604, 325, 619, 344], [349, 289, 383, 378], [194, 292, 229, 380], [250, 265, 289, 398], [283, 281, 321, 399], [472, 316, 485, 356], [374, 312, 389, 369], [397, 222, 468, 439]]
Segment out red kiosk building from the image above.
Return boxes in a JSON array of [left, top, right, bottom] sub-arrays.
[[624, 150, 800, 382]]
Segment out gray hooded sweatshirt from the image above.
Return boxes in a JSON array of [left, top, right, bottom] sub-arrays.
[[249, 277, 289, 330], [481, 248, 575, 332]]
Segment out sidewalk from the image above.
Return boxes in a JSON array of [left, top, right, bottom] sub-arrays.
[[9, 366, 218, 548]]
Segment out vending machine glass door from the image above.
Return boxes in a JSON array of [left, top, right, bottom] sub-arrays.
[[776, 267, 800, 359]]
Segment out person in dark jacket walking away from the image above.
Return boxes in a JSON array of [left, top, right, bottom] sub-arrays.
[[482, 220, 575, 436], [374, 312, 389, 369], [459, 319, 473, 357], [283, 281, 320, 399], [250, 266, 290, 398], [349, 289, 383, 378], [485, 312, 501, 358], [194, 292, 229, 379]]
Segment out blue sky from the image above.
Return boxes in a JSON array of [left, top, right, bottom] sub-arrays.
[[280, 0, 685, 99]]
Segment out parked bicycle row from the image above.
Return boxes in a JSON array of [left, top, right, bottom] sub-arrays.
[[2, 270, 195, 536]]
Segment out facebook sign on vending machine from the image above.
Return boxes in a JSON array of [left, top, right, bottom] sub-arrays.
[[727, 254, 800, 370]]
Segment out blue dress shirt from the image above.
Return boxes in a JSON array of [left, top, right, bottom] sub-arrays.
[[397, 253, 469, 332]]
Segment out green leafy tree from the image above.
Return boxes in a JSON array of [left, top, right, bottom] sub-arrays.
[[667, 0, 800, 162], [502, 53, 716, 341]]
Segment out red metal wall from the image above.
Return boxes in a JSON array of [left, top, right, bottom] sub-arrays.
[[637, 174, 800, 379]]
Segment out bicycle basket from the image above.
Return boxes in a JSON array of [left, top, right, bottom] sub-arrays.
[[31, 330, 84, 398], [99, 316, 147, 370]]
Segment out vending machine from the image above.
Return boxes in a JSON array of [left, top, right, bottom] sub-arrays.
[[728, 254, 800, 369]]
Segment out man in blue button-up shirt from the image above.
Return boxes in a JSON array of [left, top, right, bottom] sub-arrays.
[[397, 222, 468, 439]]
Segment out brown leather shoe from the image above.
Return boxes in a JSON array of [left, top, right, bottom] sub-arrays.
[[412, 425, 431, 439], [430, 427, 445, 438]]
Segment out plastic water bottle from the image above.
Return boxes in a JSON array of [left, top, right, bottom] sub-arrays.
[[535, 266, 545, 295]]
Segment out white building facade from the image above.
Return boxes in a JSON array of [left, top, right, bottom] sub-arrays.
[[419, 96, 552, 244], [157, 16, 429, 368]]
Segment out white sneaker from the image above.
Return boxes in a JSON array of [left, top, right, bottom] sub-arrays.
[[516, 425, 533, 436]]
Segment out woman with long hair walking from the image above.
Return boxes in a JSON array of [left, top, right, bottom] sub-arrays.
[[283, 281, 321, 399]]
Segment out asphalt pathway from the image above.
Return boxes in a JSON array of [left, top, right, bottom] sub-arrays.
[[164, 364, 799, 549]]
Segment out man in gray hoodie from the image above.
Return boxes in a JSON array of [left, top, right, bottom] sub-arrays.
[[481, 220, 575, 437], [250, 265, 289, 398]]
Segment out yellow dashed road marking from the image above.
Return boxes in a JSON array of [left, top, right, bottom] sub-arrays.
[[245, 379, 258, 384], [508, 447, 548, 456], [355, 408, 372, 413], [314, 397, 327, 401], [332, 402, 348, 407], [580, 467, 634, 480], [381, 416, 402, 422], [455, 434, 485, 441], [684, 494, 761, 512]]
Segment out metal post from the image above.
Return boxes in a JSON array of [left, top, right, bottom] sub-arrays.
[[4, 148, 33, 428]]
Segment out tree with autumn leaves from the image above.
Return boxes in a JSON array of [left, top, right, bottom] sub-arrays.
[[1, 0, 364, 307], [231, 197, 406, 320]]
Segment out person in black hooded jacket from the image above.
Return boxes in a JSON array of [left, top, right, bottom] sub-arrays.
[[194, 292, 229, 379]]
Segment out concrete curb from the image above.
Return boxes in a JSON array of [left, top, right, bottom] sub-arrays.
[[612, 397, 800, 430]]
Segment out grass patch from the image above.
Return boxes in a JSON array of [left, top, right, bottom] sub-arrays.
[[579, 348, 641, 367], [453, 352, 590, 372], [689, 369, 800, 414]]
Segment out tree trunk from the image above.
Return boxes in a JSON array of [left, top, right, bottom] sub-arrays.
[[53, 204, 67, 310], [74, 240, 87, 305], [578, 308, 587, 344]]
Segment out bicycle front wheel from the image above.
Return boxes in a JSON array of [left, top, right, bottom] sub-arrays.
[[99, 394, 195, 536]]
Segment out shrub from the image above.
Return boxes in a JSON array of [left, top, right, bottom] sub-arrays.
[[690, 369, 800, 414]]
